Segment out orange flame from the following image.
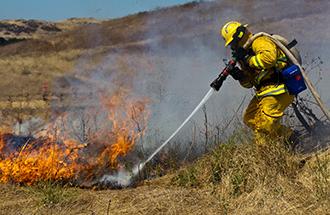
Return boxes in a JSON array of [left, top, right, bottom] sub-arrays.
[[0, 135, 4, 155], [0, 91, 149, 185], [98, 91, 149, 168]]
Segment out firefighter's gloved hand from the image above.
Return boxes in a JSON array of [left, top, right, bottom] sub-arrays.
[[229, 66, 244, 81], [232, 47, 248, 62]]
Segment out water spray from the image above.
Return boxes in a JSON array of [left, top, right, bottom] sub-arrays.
[[103, 61, 235, 187], [134, 88, 215, 173], [127, 34, 330, 183], [99, 88, 217, 187], [128, 61, 236, 179]]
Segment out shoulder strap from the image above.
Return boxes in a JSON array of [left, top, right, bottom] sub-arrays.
[[286, 39, 298, 49]]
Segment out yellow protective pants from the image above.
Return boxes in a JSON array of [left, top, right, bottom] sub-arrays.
[[243, 92, 294, 145]]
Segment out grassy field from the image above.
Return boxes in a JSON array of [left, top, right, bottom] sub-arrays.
[[0, 1, 330, 214], [0, 136, 328, 215], [0, 0, 329, 100]]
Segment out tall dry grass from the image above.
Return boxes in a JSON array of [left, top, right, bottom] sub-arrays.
[[172, 130, 330, 214]]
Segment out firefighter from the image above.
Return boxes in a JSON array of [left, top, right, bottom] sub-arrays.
[[220, 21, 294, 145]]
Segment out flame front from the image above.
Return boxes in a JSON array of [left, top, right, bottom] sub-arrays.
[[0, 91, 149, 186], [0, 137, 80, 185]]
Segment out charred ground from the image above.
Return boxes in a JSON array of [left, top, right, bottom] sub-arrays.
[[0, 0, 330, 214]]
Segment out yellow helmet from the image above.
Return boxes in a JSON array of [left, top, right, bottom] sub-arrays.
[[221, 21, 247, 47]]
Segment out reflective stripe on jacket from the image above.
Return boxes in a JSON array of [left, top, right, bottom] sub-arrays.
[[240, 35, 289, 97], [256, 84, 287, 98], [247, 36, 287, 71]]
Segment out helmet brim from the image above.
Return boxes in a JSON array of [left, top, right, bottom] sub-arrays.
[[225, 38, 233, 47]]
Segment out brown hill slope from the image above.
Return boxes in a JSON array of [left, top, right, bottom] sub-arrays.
[[0, 0, 328, 87], [0, 1, 329, 214], [0, 18, 100, 39], [1, 0, 330, 56], [0, 0, 329, 126]]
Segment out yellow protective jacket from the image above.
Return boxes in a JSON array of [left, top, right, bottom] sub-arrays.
[[239, 35, 288, 97]]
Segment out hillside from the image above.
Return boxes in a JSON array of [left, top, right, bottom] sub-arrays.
[[1, 1, 330, 54], [0, 0, 330, 96], [0, 139, 329, 214], [0, 1, 329, 214], [0, 18, 101, 39]]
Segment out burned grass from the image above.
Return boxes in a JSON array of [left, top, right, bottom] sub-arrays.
[[0, 135, 328, 215], [0, 1, 330, 214]]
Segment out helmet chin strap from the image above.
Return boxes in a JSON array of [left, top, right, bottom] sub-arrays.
[[230, 25, 246, 50]]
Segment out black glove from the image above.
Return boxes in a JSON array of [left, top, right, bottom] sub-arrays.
[[232, 47, 248, 62], [229, 66, 244, 81]]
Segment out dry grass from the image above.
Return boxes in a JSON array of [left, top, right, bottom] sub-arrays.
[[0, 133, 328, 214], [0, 50, 82, 97], [172, 133, 330, 214], [0, 1, 329, 214], [0, 182, 224, 215], [0, 0, 329, 98]]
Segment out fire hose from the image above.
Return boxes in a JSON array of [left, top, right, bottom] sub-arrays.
[[134, 87, 215, 175], [243, 32, 330, 122], [132, 59, 238, 177], [132, 33, 330, 179], [131, 60, 236, 177]]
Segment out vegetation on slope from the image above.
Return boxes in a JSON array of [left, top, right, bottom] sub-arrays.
[[0, 1, 329, 214], [172, 132, 330, 214], [0, 132, 328, 214]]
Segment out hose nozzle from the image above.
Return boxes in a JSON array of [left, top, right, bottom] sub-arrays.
[[210, 59, 236, 91]]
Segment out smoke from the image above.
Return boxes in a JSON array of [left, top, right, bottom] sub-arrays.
[[99, 167, 133, 188], [14, 117, 44, 135], [8, 0, 327, 187], [142, 0, 330, 130], [63, 0, 330, 168]]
